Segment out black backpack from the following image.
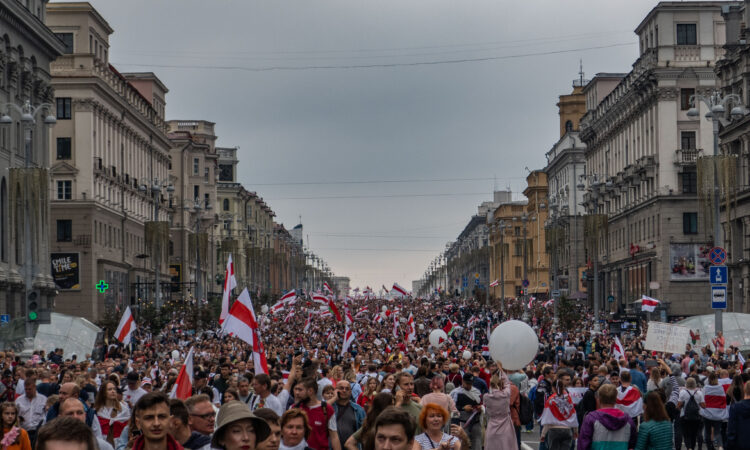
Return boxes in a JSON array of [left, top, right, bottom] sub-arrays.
[[684, 391, 701, 421], [518, 393, 534, 425]]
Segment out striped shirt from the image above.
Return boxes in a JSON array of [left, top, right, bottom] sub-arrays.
[[414, 432, 455, 449], [634, 419, 673, 450]]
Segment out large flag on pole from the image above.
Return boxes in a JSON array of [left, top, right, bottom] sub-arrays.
[[612, 336, 625, 360], [323, 281, 333, 294], [170, 346, 194, 399], [222, 289, 259, 344], [220, 254, 237, 324], [392, 282, 408, 297], [641, 295, 660, 312], [115, 306, 135, 345]]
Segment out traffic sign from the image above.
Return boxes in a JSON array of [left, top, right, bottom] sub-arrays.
[[522, 279, 529, 287], [551, 290, 561, 298], [0, 315, 9, 325], [710, 266, 728, 285], [711, 286, 727, 309], [709, 247, 727, 265], [474, 278, 480, 285], [607, 295, 615, 303]]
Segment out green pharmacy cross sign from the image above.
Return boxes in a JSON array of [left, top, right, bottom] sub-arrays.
[[95, 280, 109, 294]]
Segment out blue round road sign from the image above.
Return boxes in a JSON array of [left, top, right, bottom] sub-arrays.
[[709, 247, 727, 265], [522, 279, 529, 287]]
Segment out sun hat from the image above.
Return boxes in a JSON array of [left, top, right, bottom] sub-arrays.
[[211, 400, 270, 448]]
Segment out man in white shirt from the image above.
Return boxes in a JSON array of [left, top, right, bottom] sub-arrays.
[[250, 374, 284, 416], [16, 375, 46, 445], [123, 372, 147, 408]]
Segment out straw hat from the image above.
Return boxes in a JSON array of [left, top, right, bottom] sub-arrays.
[[211, 401, 270, 448]]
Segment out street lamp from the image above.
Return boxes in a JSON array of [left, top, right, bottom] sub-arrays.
[[0, 99, 56, 337], [190, 197, 212, 304], [139, 178, 174, 309], [578, 173, 606, 332], [688, 91, 747, 333]]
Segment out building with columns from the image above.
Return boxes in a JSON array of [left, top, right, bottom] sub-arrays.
[[579, 1, 733, 316], [544, 78, 588, 297], [0, 0, 64, 322], [165, 120, 218, 303], [715, 1, 750, 313], [46, 2, 172, 320]]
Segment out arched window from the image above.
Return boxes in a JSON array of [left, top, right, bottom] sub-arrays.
[[565, 120, 574, 133], [223, 198, 230, 211]]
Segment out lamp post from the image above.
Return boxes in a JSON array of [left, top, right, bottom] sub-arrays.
[[190, 197, 212, 304], [139, 178, 174, 310], [0, 100, 56, 337], [578, 173, 609, 332], [688, 91, 746, 333], [548, 198, 560, 325]]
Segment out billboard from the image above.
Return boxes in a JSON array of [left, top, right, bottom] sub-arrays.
[[169, 264, 181, 292], [50, 253, 80, 290], [670, 243, 710, 281]]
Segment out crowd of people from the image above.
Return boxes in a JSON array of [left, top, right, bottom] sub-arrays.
[[2, 292, 750, 450]]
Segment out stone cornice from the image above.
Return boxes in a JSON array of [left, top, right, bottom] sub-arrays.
[[0, 2, 65, 59]]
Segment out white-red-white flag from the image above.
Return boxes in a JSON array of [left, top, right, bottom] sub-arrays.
[[641, 295, 660, 312], [279, 290, 296, 304], [251, 328, 269, 375], [612, 336, 625, 360], [393, 314, 399, 338], [170, 346, 194, 400], [304, 312, 312, 333], [221, 289, 259, 346], [342, 327, 356, 356], [490, 280, 499, 287], [406, 313, 416, 343], [115, 306, 135, 346], [392, 282, 408, 297], [323, 282, 333, 293], [220, 254, 237, 324], [312, 294, 328, 305]]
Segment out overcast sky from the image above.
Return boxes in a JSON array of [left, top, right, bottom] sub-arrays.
[[62, 0, 666, 291]]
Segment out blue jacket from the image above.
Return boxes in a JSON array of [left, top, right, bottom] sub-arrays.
[[629, 369, 648, 395], [46, 399, 96, 428], [332, 400, 366, 431], [727, 399, 750, 450]]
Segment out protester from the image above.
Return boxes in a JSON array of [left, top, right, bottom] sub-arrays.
[[372, 407, 415, 450], [727, 380, 750, 450], [0, 402, 31, 450], [167, 399, 211, 450], [577, 384, 637, 450], [15, 374, 46, 447], [279, 408, 313, 450], [59, 397, 114, 450], [331, 381, 365, 448], [634, 391, 672, 450], [484, 369, 517, 450], [211, 400, 271, 450], [344, 392, 393, 450], [94, 380, 130, 442], [678, 377, 706, 450], [36, 416, 96, 450], [413, 403, 460, 450], [419, 375, 456, 415], [184, 394, 216, 437], [253, 408, 282, 450]]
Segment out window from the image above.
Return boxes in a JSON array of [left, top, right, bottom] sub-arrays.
[[514, 266, 522, 278], [681, 172, 697, 194], [514, 241, 524, 256], [193, 158, 199, 175], [223, 198, 230, 211], [565, 120, 574, 133], [204, 167, 209, 181], [514, 226, 521, 236], [680, 88, 695, 111], [56, 220, 72, 242], [204, 193, 210, 208], [681, 131, 696, 150], [218, 164, 233, 181], [0, 178, 5, 262], [193, 185, 199, 201], [55, 33, 74, 54], [683, 212, 698, 234], [56, 180, 71, 200], [56, 137, 71, 160], [676, 24, 697, 45], [56, 98, 71, 119]]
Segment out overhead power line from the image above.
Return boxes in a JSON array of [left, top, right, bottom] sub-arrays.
[[113, 42, 634, 72], [251, 175, 521, 186], [268, 192, 490, 200]]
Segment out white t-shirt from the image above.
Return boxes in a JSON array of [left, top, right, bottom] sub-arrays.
[[678, 388, 704, 417], [123, 387, 147, 407]]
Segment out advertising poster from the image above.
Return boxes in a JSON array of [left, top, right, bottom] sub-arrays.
[[50, 253, 80, 290], [670, 243, 710, 281]]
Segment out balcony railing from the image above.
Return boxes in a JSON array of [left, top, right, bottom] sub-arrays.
[[674, 148, 702, 165]]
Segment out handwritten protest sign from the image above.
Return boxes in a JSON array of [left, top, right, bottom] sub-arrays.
[[644, 322, 691, 355]]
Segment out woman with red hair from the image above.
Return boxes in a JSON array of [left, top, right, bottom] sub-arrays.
[[413, 403, 460, 450]]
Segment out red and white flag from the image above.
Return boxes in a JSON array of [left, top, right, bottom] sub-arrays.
[[641, 295, 660, 312], [220, 254, 237, 324], [355, 306, 369, 317], [540, 394, 578, 428], [393, 314, 399, 338], [251, 328, 269, 375], [443, 320, 455, 336], [528, 296, 536, 309], [270, 300, 286, 314], [283, 309, 295, 324], [615, 385, 643, 418], [392, 282, 408, 297], [323, 281, 333, 294], [327, 298, 343, 322], [382, 284, 389, 294], [303, 312, 312, 333], [344, 305, 353, 325], [169, 347, 194, 400], [342, 327, 356, 356], [221, 289, 259, 344], [467, 315, 480, 328], [719, 377, 732, 393], [543, 299, 554, 308], [115, 306, 135, 346], [312, 294, 329, 305], [406, 314, 416, 343], [702, 383, 728, 420], [279, 290, 296, 304], [611, 336, 625, 360], [490, 280, 499, 287]]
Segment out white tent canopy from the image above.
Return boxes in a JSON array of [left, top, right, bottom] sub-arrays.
[[675, 312, 750, 352], [33, 313, 102, 359]]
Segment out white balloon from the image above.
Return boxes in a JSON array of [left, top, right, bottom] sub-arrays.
[[418, 324, 425, 331], [381, 306, 388, 312], [462, 350, 472, 360], [429, 329, 448, 348], [489, 320, 539, 370], [261, 305, 269, 314]]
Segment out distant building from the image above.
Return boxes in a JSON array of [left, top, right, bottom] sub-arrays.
[[332, 276, 350, 297]]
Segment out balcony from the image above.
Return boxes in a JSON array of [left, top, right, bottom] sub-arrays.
[[73, 235, 91, 247], [674, 148, 702, 166], [674, 45, 700, 62]]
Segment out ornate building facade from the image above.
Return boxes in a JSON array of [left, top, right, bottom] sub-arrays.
[[0, 0, 64, 321], [46, 3, 172, 320], [579, 1, 732, 316]]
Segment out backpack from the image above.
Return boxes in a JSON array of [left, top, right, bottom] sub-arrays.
[[684, 391, 701, 421], [518, 394, 534, 425]]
